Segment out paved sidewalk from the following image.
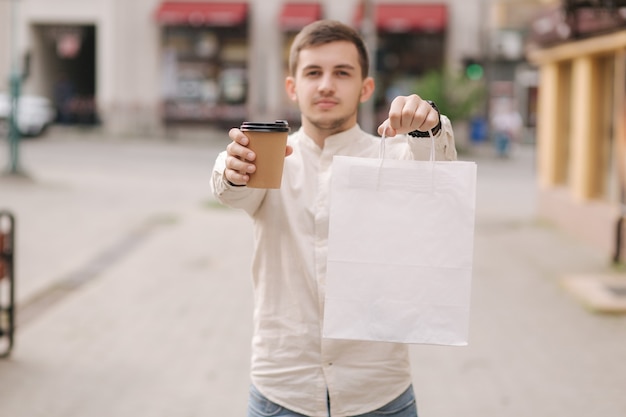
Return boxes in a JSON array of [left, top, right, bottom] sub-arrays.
[[1, 134, 625, 417]]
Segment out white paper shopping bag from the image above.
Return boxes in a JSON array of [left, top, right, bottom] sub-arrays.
[[323, 139, 477, 346]]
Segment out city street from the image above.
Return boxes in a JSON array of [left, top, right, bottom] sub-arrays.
[[0, 129, 625, 417]]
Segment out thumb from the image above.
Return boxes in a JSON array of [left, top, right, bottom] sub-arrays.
[[377, 119, 396, 137]]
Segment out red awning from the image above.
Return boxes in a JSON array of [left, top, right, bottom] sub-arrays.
[[155, 2, 247, 26], [280, 3, 322, 31], [356, 4, 448, 33]]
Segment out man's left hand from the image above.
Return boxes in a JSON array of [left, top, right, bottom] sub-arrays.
[[377, 94, 440, 137]]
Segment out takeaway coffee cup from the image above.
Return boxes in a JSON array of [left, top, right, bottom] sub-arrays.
[[240, 120, 290, 189]]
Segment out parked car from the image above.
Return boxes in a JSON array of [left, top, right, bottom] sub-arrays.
[[0, 92, 56, 137]]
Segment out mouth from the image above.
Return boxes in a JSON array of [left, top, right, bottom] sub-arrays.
[[314, 99, 339, 110]]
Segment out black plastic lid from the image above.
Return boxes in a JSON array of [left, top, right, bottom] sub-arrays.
[[240, 120, 290, 132]]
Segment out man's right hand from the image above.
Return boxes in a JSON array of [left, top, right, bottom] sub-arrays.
[[224, 128, 293, 186], [225, 128, 256, 186]]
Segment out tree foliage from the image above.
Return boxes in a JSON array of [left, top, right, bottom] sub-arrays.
[[414, 70, 487, 122]]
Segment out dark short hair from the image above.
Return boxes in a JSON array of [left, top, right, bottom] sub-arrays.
[[288, 20, 370, 78]]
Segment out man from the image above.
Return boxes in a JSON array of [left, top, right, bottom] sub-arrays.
[[491, 97, 523, 157], [211, 20, 457, 417]]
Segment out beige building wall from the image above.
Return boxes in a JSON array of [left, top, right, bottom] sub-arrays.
[[529, 30, 626, 258], [18, 0, 109, 95], [15, 0, 162, 134]]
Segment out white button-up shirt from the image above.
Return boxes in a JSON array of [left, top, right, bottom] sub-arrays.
[[211, 120, 456, 417]]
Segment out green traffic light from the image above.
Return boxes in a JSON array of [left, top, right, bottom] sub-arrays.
[[466, 63, 484, 80]]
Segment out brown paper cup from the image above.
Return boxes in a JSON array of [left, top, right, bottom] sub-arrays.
[[241, 121, 290, 189]]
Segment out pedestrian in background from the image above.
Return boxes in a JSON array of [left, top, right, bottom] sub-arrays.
[[491, 97, 523, 158], [211, 20, 457, 417]]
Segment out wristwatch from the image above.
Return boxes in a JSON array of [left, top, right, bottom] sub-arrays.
[[408, 100, 442, 138]]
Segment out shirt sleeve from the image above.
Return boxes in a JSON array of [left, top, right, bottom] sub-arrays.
[[407, 115, 457, 161], [210, 150, 266, 216]]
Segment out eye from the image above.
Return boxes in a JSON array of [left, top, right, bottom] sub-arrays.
[[305, 70, 321, 77]]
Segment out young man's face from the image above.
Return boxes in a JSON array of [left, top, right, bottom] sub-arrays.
[[286, 41, 374, 138]]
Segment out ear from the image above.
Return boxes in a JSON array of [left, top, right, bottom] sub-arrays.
[[285, 76, 297, 102], [359, 77, 375, 103]]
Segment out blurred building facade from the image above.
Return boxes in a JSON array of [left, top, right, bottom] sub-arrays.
[[0, 0, 545, 138], [527, 0, 626, 260]]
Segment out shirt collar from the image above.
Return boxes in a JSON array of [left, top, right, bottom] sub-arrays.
[[295, 124, 366, 154]]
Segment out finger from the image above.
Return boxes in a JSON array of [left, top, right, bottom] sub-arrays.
[[377, 119, 397, 137], [225, 128, 256, 186], [285, 145, 294, 157], [227, 128, 251, 159], [227, 141, 256, 163], [225, 168, 250, 185], [226, 154, 255, 175], [409, 100, 432, 131], [416, 105, 440, 132], [387, 96, 407, 131], [389, 95, 424, 133], [225, 152, 255, 186], [229, 128, 249, 146], [400, 99, 419, 131]]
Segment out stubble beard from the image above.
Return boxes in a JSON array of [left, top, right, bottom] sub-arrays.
[[304, 100, 360, 135], [307, 114, 352, 133]]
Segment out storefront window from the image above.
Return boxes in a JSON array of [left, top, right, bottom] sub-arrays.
[[375, 32, 445, 123], [160, 24, 248, 126], [354, 3, 448, 126]]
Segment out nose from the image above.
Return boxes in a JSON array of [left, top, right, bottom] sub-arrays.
[[318, 73, 335, 95]]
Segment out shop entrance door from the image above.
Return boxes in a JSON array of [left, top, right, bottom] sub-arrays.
[[36, 24, 98, 125]]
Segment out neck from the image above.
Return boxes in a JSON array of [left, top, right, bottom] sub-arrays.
[[300, 117, 358, 149]]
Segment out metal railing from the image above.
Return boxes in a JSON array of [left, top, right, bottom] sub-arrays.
[[0, 211, 16, 357]]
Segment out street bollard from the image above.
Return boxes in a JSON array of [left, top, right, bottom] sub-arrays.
[[7, 72, 22, 174]]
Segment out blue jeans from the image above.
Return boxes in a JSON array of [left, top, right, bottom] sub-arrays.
[[494, 132, 511, 157], [247, 384, 418, 417]]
